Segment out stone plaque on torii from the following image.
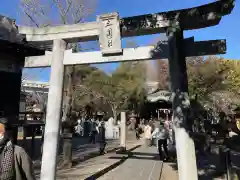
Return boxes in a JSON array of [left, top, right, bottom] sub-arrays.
[[19, 1, 235, 180]]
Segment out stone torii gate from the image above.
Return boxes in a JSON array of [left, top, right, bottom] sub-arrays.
[[20, 1, 234, 180]]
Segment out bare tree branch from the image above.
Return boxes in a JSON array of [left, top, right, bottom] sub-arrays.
[[20, 0, 97, 26], [23, 9, 39, 27]]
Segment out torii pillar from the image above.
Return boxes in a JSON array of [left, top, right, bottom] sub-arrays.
[[40, 39, 66, 180], [167, 25, 198, 180]]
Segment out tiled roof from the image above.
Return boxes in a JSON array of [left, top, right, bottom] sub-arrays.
[[0, 15, 46, 56]]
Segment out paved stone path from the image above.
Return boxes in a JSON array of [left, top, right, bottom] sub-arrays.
[[55, 140, 141, 180], [35, 139, 141, 179], [34, 139, 135, 167], [56, 150, 129, 179], [159, 163, 178, 180], [98, 146, 163, 180]]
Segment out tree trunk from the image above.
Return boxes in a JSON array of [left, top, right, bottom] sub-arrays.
[[60, 65, 75, 169]]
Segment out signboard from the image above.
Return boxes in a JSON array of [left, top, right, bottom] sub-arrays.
[[97, 12, 122, 55]]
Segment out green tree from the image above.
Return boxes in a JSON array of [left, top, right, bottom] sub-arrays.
[[210, 59, 240, 113], [187, 56, 231, 101], [152, 56, 239, 113], [186, 56, 240, 113], [114, 62, 146, 112], [82, 62, 146, 122], [73, 66, 108, 115], [156, 59, 169, 90], [223, 60, 240, 94]]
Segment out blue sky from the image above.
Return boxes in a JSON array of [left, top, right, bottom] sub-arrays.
[[0, 0, 239, 82]]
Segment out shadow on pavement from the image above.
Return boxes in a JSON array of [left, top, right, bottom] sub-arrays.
[[84, 145, 141, 180], [131, 152, 160, 156], [85, 156, 128, 180], [72, 142, 117, 167], [108, 151, 161, 161], [109, 155, 160, 161]]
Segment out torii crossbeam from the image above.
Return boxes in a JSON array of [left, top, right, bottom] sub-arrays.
[[24, 38, 226, 67]]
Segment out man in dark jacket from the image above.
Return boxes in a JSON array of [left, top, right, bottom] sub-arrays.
[[0, 117, 36, 180], [98, 121, 106, 155]]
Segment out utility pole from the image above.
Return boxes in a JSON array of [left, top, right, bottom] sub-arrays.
[[167, 24, 198, 180], [40, 39, 66, 180]]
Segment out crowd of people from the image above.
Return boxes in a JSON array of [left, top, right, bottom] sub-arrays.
[[74, 117, 107, 154], [74, 114, 175, 162]]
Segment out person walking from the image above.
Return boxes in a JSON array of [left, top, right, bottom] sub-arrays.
[[98, 121, 106, 155], [75, 117, 83, 136], [135, 122, 141, 140], [152, 122, 169, 161], [0, 117, 36, 180], [144, 122, 152, 147], [90, 119, 98, 144]]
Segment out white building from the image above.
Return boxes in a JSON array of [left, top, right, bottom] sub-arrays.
[[21, 80, 49, 94]]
